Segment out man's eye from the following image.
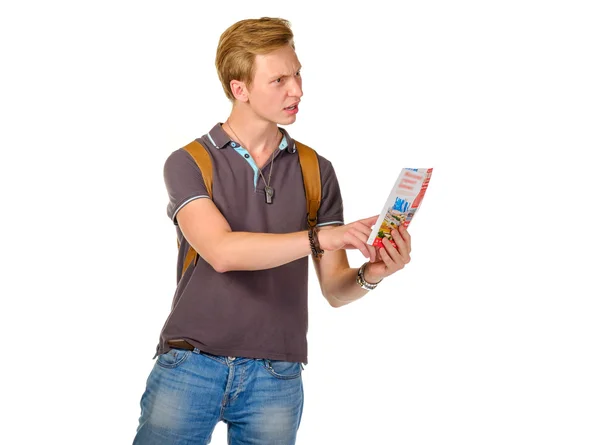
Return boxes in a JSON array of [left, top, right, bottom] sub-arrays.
[[296, 71, 301, 76], [275, 78, 282, 83]]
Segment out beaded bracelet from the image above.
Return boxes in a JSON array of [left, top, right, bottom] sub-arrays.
[[308, 226, 324, 259]]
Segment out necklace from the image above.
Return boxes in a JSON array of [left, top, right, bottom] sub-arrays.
[[226, 120, 278, 204]]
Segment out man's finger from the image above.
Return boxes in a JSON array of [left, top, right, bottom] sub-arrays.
[[360, 215, 379, 227], [399, 225, 412, 253], [391, 230, 410, 264], [354, 222, 375, 238], [345, 232, 371, 259], [382, 236, 403, 264], [378, 246, 394, 269], [366, 243, 377, 262]]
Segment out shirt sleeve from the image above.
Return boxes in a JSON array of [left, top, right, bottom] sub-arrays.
[[316, 156, 345, 227], [163, 148, 211, 225]]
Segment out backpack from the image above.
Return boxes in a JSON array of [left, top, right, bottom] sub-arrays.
[[177, 138, 322, 278]]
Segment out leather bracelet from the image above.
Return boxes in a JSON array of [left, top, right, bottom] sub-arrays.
[[312, 226, 323, 253], [308, 226, 324, 259]]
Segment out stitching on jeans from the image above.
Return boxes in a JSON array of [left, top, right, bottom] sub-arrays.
[[221, 363, 236, 411], [260, 361, 303, 380], [156, 350, 191, 369], [228, 365, 247, 404]]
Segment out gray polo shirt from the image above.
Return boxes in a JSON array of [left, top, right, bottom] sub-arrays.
[[155, 123, 344, 364]]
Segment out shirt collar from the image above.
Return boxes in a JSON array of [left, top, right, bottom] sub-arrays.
[[207, 123, 296, 154]]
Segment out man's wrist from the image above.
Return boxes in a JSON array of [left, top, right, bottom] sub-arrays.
[[308, 226, 324, 259], [363, 263, 384, 285], [356, 262, 383, 291], [316, 227, 332, 251]]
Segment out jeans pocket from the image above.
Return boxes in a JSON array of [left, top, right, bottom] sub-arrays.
[[156, 348, 191, 369], [261, 359, 303, 380]]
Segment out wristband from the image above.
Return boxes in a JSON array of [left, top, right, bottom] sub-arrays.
[[308, 227, 324, 259], [356, 262, 382, 290]]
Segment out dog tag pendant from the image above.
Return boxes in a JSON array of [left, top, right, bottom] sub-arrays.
[[265, 186, 274, 204]]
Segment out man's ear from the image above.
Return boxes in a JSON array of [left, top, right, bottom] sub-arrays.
[[230, 79, 249, 102]]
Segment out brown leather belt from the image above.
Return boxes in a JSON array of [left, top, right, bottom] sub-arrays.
[[167, 339, 237, 361], [167, 339, 195, 351]]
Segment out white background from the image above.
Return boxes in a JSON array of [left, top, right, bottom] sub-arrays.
[[1, 1, 599, 444]]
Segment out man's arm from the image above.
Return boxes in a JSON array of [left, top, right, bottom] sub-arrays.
[[311, 249, 368, 308], [177, 198, 378, 273], [313, 225, 412, 307]]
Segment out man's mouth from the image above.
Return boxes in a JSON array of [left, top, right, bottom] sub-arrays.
[[284, 103, 299, 111]]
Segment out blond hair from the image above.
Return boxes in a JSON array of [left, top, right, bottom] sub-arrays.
[[215, 17, 295, 101]]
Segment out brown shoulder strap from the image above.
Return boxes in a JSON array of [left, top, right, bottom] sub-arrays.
[[295, 141, 321, 228], [183, 140, 213, 198], [176, 139, 322, 279], [179, 140, 213, 278]]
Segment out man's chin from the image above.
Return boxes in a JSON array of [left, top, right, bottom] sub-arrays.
[[257, 111, 298, 126], [275, 114, 298, 126]]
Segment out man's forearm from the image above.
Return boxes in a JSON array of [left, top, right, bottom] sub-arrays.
[[326, 266, 371, 307], [213, 230, 311, 272]]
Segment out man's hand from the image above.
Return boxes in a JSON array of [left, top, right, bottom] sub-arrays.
[[363, 225, 412, 283], [318, 215, 379, 262]]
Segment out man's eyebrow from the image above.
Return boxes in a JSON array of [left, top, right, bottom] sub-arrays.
[[270, 66, 302, 80]]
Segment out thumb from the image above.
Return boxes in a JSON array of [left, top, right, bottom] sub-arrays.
[[361, 215, 380, 227]]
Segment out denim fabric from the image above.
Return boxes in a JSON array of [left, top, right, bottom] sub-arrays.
[[133, 348, 304, 444]]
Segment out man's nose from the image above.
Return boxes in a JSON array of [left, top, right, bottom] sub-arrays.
[[288, 77, 303, 98]]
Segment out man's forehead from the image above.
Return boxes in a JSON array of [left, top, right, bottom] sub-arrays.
[[254, 47, 301, 75]]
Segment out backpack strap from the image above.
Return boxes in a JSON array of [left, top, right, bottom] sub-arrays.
[[183, 140, 213, 197], [295, 141, 321, 228], [176, 138, 322, 280], [179, 140, 213, 278]]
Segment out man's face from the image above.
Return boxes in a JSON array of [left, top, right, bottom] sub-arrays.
[[246, 45, 303, 125]]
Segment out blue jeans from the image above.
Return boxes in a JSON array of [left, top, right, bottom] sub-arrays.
[[133, 348, 304, 444]]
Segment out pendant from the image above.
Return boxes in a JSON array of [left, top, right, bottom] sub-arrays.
[[265, 186, 274, 204]]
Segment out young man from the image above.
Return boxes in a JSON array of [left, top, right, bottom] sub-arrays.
[[134, 17, 412, 444]]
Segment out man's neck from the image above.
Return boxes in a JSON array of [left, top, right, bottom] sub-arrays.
[[224, 105, 282, 157]]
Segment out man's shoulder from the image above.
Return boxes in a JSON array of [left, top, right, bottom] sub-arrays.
[[165, 124, 220, 163], [168, 122, 223, 156], [293, 140, 336, 173], [163, 142, 205, 175]]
